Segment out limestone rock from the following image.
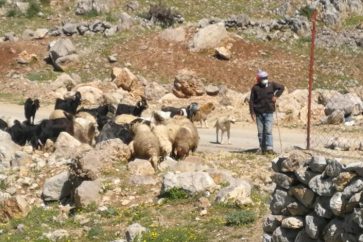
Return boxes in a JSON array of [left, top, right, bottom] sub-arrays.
[[173, 69, 205, 98], [189, 23, 229, 52], [215, 179, 252, 206], [205, 85, 220, 96], [342, 178, 363, 199], [289, 185, 315, 208], [281, 216, 304, 229], [42, 171, 72, 202], [74, 180, 101, 208], [16, 50, 38, 64], [112, 67, 144, 96], [49, 38, 77, 71], [287, 202, 310, 216], [0, 196, 30, 223], [272, 173, 297, 190], [74, 85, 104, 105], [128, 158, 155, 176], [75, 0, 115, 15], [272, 226, 299, 242], [314, 196, 334, 219], [118, 12, 134, 31], [323, 218, 344, 242], [309, 175, 335, 196], [333, 172, 357, 192], [324, 159, 343, 178], [54, 132, 82, 159], [215, 47, 231, 60], [295, 230, 321, 242], [125, 223, 147, 242], [263, 215, 283, 233], [270, 188, 296, 215], [0, 130, 20, 168], [162, 172, 217, 194], [345, 162, 363, 176], [309, 156, 327, 173], [305, 214, 328, 239], [294, 166, 318, 185]]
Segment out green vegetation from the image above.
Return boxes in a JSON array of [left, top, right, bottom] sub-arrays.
[[141, 227, 207, 242], [299, 5, 315, 20], [0, 180, 7, 190], [26, 0, 41, 18], [160, 187, 190, 200], [26, 69, 58, 82], [0, 0, 6, 7], [226, 210, 256, 226], [344, 15, 363, 27]]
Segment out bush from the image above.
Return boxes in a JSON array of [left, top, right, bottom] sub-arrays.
[[225, 210, 256, 226], [147, 2, 182, 27], [161, 187, 189, 200], [26, 0, 41, 18], [0, 0, 6, 8]]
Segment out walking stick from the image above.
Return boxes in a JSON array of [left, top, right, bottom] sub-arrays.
[[274, 92, 283, 154]]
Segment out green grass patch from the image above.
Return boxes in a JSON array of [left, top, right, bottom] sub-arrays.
[[225, 210, 256, 226], [344, 15, 363, 27], [0, 0, 6, 7], [0, 92, 25, 104], [141, 226, 208, 242], [26, 0, 41, 18], [160, 187, 190, 200], [26, 69, 58, 82]]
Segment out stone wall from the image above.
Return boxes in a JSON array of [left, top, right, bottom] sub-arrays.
[[263, 150, 363, 242]]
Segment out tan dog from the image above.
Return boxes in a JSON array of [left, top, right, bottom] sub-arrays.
[[191, 102, 215, 128], [214, 115, 236, 144]]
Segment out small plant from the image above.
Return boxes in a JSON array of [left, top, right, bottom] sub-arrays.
[[0, 0, 6, 8], [225, 210, 256, 226], [0, 180, 7, 190], [87, 225, 104, 239], [26, 0, 41, 18], [6, 8, 18, 17], [161, 187, 189, 200]]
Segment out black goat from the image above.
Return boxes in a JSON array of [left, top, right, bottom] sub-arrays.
[[77, 104, 115, 118], [116, 97, 148, 116], [35, 113, 74, 147], [96, 121, 134, 144], [55, 91, 81, 115], [6, 120, 38, 146], [24, 98, 40, 125], [186, 102, 199, 119], [0, 118, 8, 130]]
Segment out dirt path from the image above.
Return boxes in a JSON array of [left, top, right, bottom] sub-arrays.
[[0, 103, 306, 153]]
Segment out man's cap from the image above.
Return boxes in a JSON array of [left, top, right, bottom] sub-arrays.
[[257, 70, 268, 79]]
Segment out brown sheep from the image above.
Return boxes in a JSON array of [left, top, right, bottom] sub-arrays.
[[130, 123, 162, 170], [190, 102, 216, 128]]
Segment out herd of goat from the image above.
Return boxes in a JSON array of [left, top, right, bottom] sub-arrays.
[[0, 92, 215, 169]]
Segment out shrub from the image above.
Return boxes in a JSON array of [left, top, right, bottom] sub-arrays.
[[161, 187, 189, 200], [26, 0, 41, 18], [0, 0, 6, 8], [6, 8, 18, 17], [225, 210, 256, 226], [146, 2, 182, 27]]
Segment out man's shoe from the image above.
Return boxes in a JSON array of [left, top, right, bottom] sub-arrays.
[[256, 149, 265, 155]]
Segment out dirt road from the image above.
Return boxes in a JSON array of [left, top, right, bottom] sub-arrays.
[[0, 103, 306, 153]]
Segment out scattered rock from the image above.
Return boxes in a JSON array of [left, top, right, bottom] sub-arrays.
[[173, 69, 205, 98], [281, 216, 304, 229], [128, 159, 155, 176], [42, 171, 72, 202], [215, 179, 252, 206], [162, 172, 217, 194], [215, 47, 231, 60], [74, 180, 101, 208], [0, 130, 20, 168], [189, 23, 229, 52], [0, 196, 30, 223], [125, 223, 147, 242], [205, 85, 220, 96], [159, 27, 186, 42]]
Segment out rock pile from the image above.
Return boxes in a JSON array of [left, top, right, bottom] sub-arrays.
[[263, 151, 363, 242]]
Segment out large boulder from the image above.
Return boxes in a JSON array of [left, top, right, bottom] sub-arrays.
[[162, 172, 217, 194], [325, 93, 363, 116], [118, 12, 134, 31], [0, 130, 20, 168], [74, 85, 104, 105], [71, 139, 131, 180], [42, 171, 72, 202], [75, 0, 116, 15], [74, 180, 101, 208], [172, 69, 205, 98], [48, 38, 79, 71], [189, 23, 229, 52], [112, 67, 145, 97], [54, 132, 83, 159], [144, 81, 168, 101]]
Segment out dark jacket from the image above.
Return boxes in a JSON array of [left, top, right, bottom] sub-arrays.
[[249, 81, 285, 115]]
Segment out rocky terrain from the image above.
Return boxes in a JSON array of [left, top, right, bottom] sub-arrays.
[[0, 0, 363, 241]]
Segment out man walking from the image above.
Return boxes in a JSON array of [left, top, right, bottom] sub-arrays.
[[249, 70, 285, 154]]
